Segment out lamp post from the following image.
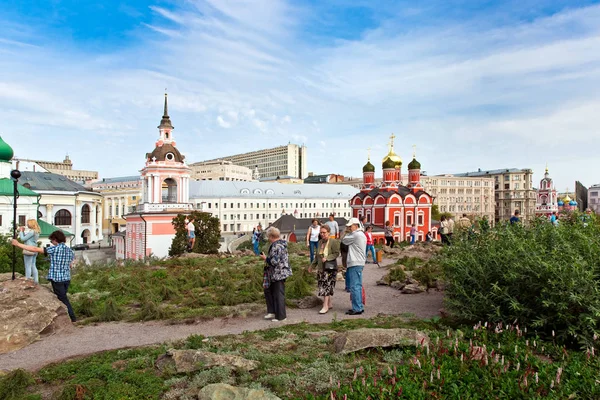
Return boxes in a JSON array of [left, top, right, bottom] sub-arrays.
[[10, 169, 21, 280]]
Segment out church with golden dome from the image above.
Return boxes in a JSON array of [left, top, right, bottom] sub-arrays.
[[350, 134, 433, 243]]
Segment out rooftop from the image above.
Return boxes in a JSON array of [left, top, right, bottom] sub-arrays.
[[19, 171, 93, 192], [93, 176, 142, 184], [453, 168, 532, 177], [189, 180, 358, 199], [0, 178, 39, 197]]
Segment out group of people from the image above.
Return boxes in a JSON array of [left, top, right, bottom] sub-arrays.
[[11, 223, 77, 323]]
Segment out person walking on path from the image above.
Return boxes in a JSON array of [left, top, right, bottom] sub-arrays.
[[410, 224, 417, 245], [309, 224, 340, 314], [458, 214, 471, 230], [187, 217, 196, 251], [12, 230, 77, 322], [342, 218, 367, 315], [384, 221, 395, 248], [260, 227, 292, 322], [364, 225, 376, 264], [447, 216, 455, 242], [439, 216, 450, 245], [19, 219, 40, 284], [510, 210, 520, 224], [306, 219, 320, 263], [325, 214, 339, 238]]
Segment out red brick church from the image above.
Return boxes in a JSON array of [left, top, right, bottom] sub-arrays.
[[350, 135, 433, 243]]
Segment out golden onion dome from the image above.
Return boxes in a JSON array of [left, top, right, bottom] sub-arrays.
[[382, 133, 402, 169], [563, 194, 572, 202]]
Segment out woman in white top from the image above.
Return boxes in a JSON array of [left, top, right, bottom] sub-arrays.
[[306, 219, 321, 263]]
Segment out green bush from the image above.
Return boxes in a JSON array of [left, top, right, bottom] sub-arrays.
[[388, 267, 406, 283], [169, 212, 221, 256], [442, 214, 600, 347], [0, 369, 35, 400]]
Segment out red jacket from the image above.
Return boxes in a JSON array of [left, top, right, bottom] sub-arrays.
[[365, 231, 374, 245]]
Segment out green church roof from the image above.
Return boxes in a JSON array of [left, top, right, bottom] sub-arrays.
[[0, 136, 14, 162], [0, 178, 39, 197], [38, 219, 74, 238], [408, 158, 421, 170], [362, 161, 375, 173]]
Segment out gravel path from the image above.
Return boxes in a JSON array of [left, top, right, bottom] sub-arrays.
[[0, 259, 443, 371]]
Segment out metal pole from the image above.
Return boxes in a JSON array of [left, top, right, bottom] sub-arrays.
[[10, 169, 21, 280]]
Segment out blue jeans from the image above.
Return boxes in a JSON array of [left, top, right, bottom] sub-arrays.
[[346, 265, 364, 312], [253, 241, 259, 255], [309, 240, 319, 263], [23, 254, 39, 283], [411, 234, 416, 244], [365, 245, 376, 263]]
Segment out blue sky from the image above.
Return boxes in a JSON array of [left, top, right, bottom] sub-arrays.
[[1, 0, 599, 190]]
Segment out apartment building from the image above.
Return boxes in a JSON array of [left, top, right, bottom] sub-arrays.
[[189, 159, 255, 182], [188, 181, 357, 233], [588, 184, 600, 213], [90, 176, 143, 234], [14, 155, 98, 183], [200, 143, 307, 180], [454, 168, 535, 222]]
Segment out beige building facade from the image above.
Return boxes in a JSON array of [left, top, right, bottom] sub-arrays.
[[189, 159, 254, 181], [455, 168, 535, 222], [588, 184, 600, 213], [15, 155, 98, 182], [90, 176, 143, 235], [201, 143, 307, 180]]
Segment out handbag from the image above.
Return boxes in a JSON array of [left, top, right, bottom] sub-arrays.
[[324, 260, 338, 271]]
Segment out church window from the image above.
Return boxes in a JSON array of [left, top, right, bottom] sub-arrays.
[[166, 153, 174, 161], [394, 215, 400, 226], [418, 214, 424, 225], [19, 215, 26, 226], [407, 214, 413, 225], [81, 204, 90, 223], [55, 209, 72, 226]]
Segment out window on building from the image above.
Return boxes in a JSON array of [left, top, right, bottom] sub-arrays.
[[394, 215, 400, 225], [244, 203, 247, 208], [418, 214, 424, 225], [237, 203, 240, 208], [208, 203, 212, 209], [55, 209, 72, 226], [256, 213, 259, 219], [244, 214, 247, 220], [0, 215, 2, 226], [407, 214, 413, 225], [81, 204, 90, 223], [18, 215, 26, 226], [223, 203, 227, 208], [223, 224, 227, 231]]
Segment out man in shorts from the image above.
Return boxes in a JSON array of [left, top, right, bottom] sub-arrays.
[[187, 217, 196, 251]]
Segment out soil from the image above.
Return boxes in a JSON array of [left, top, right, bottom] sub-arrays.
[[0, 258, 443, 371]]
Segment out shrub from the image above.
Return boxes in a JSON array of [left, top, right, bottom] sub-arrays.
[[442, 214, 600, 347], [0, 369, 35, 400], [97, 298, 123, 322], [388, 267, 406, 283], [169, 212, 221, 256], [412, 262, 442, 289]]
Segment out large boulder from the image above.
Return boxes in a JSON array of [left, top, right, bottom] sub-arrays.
[[157, 349, 258, 373], [198, 384, 281, 400], [0, 277, 72, 354], [333, 328, 429, 354], [401, 283, 426, 294]]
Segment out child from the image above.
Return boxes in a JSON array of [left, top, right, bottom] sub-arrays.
[[364, 226, 376, 264]]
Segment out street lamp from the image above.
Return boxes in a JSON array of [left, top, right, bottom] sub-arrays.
[[10, 169, 21, 280]]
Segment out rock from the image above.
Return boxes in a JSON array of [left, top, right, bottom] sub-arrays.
[[406, 277, 419, 285], [401, 284, 426, 294], [390, 281, 406, 290], [376, 279, 388, 286], [180, 252, 209, 259], [0, 277, 73, 354], [333, 328, 430, 354], [157, 349, 259, 373], [290, 295, 323, 309], [198, 383, 281, 400], [382, 246, 402, 255]]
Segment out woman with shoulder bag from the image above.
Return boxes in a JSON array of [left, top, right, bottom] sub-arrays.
[[309, 224, 340, 314], [19, 219, 41, 284]]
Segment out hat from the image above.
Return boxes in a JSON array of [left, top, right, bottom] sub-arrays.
[[346, 217, 361, 226]]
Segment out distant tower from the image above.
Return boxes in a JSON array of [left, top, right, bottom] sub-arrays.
[[361, 148, 375, 192], [140, 93, 192, 211], [407, 145, 423, 193], [252, 165, 260, 181], [535, 166, 558, 216], [381, 134, 402, 188]]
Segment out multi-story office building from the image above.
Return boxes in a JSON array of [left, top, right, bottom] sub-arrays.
[[587, 184, 600, 213], [14, 155, 98, 183], [90, 176, 143, 234], [201, 143, 307, 180], [188, 181, 357, 233], [454, 168, 535, 222], [332, 174, 495, 221], [189, 159, 255, 182]]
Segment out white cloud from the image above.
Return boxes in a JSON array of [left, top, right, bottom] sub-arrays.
[[216, 115, 231, 128]]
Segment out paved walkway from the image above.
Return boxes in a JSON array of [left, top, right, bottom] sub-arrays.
[[0, 259, 443, 371]]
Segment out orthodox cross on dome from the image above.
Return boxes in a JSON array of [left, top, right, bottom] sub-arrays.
[[367, 147, 371, 160], [389, 133, 396, 149], [412, 144, 417, 158]]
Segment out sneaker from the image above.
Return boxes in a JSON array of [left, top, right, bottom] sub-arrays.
[[272, 318, 287, 322], [264, 313, 275, 319]]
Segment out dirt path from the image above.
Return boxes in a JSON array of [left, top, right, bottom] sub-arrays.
[[0, 259, 443, 371]]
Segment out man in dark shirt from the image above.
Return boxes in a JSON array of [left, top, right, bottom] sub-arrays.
[[510, 210, 520, 224]]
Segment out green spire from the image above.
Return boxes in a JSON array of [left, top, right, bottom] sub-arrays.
[[0, 136, 14, 162]]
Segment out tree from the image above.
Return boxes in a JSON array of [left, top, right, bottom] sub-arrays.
[[431, 204, 440, 221], [169, 211, 221, 257]]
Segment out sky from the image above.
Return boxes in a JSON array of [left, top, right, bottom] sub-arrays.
[[1, 0, 599, 190]]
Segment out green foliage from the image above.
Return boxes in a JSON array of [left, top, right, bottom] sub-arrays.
[[97, 298, 123, 322], [395, 256, 424, 270], [431, 204, 440, 221], [0, 369, 35, 400], [388, 267, 406, 283], [412, 262, 442, 289], [0, 234, 25, 274], [169, 211, 221, 257], [442, 215, 600, 347]]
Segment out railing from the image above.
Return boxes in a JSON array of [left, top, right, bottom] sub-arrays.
[[138, 203, 193, 212], [162, 195, 178, 203]]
